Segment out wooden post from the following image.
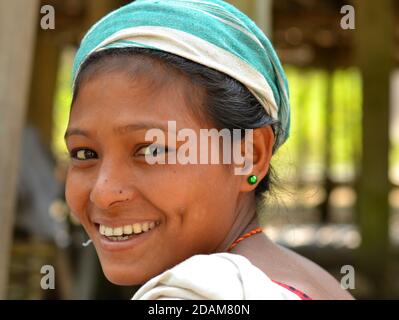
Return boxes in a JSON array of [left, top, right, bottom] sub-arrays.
[[227, 0, 254, 18], [227, 0, 272, 37], [319, 69, 333, 223], [254, 0, 272, 38], [354, 0, 394, 297], [27, 30, 60, 147], [0, 0, 40, 299], [85, 0, 116, 28]]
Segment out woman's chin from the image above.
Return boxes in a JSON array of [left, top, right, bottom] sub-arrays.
[[100, 263, 153, 286], [103, 269, 144, 286]]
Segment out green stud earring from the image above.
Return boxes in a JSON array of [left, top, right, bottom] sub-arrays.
[[247, 175, 257, 185]]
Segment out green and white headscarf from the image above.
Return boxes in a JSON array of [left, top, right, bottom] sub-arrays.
[[72, 0, 291, 150]]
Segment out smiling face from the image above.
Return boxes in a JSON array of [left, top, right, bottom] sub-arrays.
[[65, 56, 247, 285]]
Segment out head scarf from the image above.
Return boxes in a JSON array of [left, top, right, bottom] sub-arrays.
[[72, 0, 291, 150]]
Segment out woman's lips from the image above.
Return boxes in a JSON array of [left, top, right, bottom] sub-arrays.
[[93, 221, 159, 252]]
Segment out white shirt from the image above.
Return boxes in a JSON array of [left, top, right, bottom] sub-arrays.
[[132, 252, 302, 300]]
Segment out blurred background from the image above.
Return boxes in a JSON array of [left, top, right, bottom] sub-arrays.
[[0, 0, 397, 299]]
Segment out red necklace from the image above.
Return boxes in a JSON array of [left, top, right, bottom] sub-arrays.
[[227, 227, 263, 252]]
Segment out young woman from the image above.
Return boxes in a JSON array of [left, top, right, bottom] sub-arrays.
[[65, 0, 353, 300]]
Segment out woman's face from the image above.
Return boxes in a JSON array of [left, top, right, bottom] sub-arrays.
[[65, 66, 245, 285]]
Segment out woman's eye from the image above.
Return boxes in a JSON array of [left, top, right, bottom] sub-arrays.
[[136, 144, 167, 157], [70, 148, 97, 160]]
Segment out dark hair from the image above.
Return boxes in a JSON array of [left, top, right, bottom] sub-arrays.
[[72, 47, 280, 200]]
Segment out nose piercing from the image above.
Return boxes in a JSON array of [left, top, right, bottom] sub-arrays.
[[247, 175, 257, 185]]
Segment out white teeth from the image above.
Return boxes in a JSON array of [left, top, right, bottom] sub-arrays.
[[110, 236, 129, 241], [123, 224, 133, 235], [99, 221, 157, 237], [133, 223, 142, 234], [113, 227, 123, 236], [105, 227, 113, 237]]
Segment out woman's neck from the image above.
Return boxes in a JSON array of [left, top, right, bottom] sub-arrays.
[[214, 194, 260, 253]]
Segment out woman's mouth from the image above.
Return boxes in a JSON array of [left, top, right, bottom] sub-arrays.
[[98, 221, 157, 241], [94, 221, 160, 251]]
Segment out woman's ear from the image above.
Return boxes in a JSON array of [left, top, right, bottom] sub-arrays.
[[239, 126, 274, 192]]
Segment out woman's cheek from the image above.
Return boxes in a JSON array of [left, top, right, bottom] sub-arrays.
[[65, 168, 91, 223]]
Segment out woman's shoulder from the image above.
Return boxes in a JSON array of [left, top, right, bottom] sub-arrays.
[[272, 245, 354, 300], [231, 235, 354, 300], [132, 252, 305, 300]]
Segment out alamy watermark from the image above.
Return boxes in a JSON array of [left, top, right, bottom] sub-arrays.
[[143, 121, 254, 176], [340, 5, 355, 30], [40, 265, 55, 290], [39, 5, 355, 32], [340, 265, 355, 290], [40, 5, 55, 30]]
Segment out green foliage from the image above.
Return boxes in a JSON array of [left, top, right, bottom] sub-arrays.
[[273, 66, 363, 183], [52, 48, 74, 161]]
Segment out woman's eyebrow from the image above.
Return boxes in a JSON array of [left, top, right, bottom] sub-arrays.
[[64, 122, 170, 140], [64, 128, 89, 140], [113, 122, 169, 135]]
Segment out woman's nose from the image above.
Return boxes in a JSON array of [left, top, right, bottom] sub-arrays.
[[89, 163, 136, 210]]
